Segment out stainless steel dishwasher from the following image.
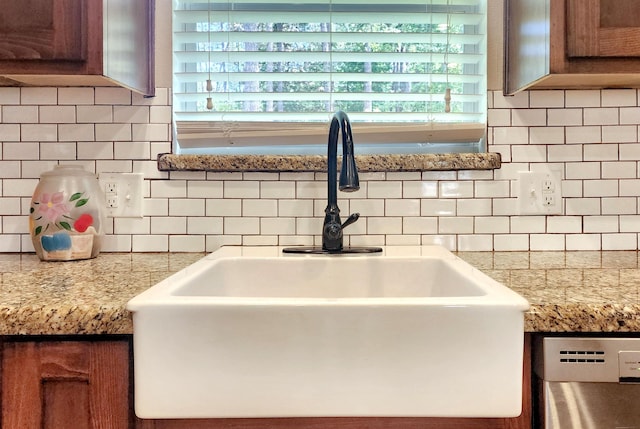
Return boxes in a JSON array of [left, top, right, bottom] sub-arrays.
[[534, 336, 640, 429]]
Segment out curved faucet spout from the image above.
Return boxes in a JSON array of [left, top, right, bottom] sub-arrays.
[[323, 111, 360, 251]]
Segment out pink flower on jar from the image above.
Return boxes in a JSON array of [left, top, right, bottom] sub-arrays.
[[37, 192, 70, 222]]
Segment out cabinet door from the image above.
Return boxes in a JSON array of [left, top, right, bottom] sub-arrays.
[[567, 0, 640, 57], [1, 340, 130, 429], [0, 0, 85, 61]]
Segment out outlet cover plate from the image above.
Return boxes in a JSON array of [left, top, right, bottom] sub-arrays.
[[517, 170, 562, 215], [99, 173, 144, 218]]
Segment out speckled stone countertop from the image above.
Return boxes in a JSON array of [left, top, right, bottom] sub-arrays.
[[2, 250, 640, 335], [157, 153, 501, 172]]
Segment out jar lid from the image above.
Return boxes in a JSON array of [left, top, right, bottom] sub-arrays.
[[41, 165, 94, 178]]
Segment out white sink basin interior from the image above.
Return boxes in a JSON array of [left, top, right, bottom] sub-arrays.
[[127, 245, 530, 419]]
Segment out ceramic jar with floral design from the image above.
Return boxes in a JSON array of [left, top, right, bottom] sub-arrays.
[[29, 165, 106, 261]]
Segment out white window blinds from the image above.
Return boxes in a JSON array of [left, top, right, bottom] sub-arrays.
[[173, 0, 486, 154]]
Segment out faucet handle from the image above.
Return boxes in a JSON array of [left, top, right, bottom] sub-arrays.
[[341, 213, 360, 229]]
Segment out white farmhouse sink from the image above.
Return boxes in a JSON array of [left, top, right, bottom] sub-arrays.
[[127, 245, 529, 419]]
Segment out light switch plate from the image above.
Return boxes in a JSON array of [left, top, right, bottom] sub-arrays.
[[98, 173, 144, 218], [517, 170, 562, 215]]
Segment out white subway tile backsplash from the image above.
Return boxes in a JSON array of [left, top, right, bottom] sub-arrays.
[[547, 109, 583, 126], [602, 89, 637, 107], [530, 234, 565, 251], [583, 216, 619, 233], [602, 233, 637, 250], [511, 145, 547, 163], [566, 234, 601, 250], [548, 145, 582, 162], [169, 198, 205, 217], [511, 216, 546, 233], [260, 217, 296, 235], [494, 234, 529, 251], [243, 199, 278, 217], [566, 90, 601, 107], [95, 87, 132, 105], [441, 204, 474, 227], [170, 235, 206, 252], [602, 162, 637, 179], [206, 199, 242, 217], [21, 124, 57, 142], [40, 106, 75, 123], [439, 217, 473, 234], [367, 217, 402, 235], [584, 144, 618, 161], [3, 106, 38, 123], [5, 88, 640, 252], [260, 181, 296, 199], [114, 106, 150, 123], [278, 199, 314, 217], [584, 108, 619, 126], [385, 199, 420, 217], [530, 90, 564, 108], [583, 180, 618, 197], [368, 181, 402, 199], [40, 142, 77, 160], [620, 107, 640, 125], [566, 126, 602, 144], [602, 125, 637, 143], [0, 88, 20, 104], [402, 181, 438, 198], [457, 198, 492, 216], [59, 123, 94, 141], [58, 88, 94, 105], [403, 217, 437, 234], [225, 217, 260, 235], [475, 216, 509, 233], [440, 181, 473, 198], [458, 234, 493, 251], [565, 198, 601, 215], [132, 123, 169, 141], [493, 91, 529, 109], [77, 106, 113, 123], [547, 216, 582, 233], [187, 217, 224, 235], [152, 216, 187, 234], [132, 235, 168, 252], [602, 197, 637, 215], [3, 142, 39, 160], [566, 162, 601, 180]]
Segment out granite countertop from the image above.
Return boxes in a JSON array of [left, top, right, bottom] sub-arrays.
[[2, 250, 640, 335]]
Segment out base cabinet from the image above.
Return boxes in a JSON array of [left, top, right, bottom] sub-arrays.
[[1, 339, 130, 429], [0, 335, 531, 429]]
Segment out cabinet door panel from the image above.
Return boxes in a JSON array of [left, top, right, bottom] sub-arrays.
[[567, 0, 640, 57], [0, 0, 85, 61], [1, 340, 130, 429]]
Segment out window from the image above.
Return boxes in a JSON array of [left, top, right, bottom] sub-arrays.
[[173, 0, 486, 155]]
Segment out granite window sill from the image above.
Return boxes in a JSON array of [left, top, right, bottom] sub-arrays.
[[157, 153, 501, 172]]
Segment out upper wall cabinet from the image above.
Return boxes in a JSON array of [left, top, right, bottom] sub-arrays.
[[505, 0, 640, 94], [0, 0, 155, 96]]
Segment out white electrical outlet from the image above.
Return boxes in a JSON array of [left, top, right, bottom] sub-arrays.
[[517, 170, 562, 215], [98, 173, 144, 218]]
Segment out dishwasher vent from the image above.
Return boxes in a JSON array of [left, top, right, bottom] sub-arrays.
[[558, 349, 605, 364]]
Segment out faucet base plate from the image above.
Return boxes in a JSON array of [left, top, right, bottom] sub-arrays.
[[282, 246, 383, 255]]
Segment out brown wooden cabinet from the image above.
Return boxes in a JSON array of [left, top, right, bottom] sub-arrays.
[[505, 0, 640, 94], [0, 335, 532, 429], [0, 0, 155, 96], [1, 338, 131, 429]]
